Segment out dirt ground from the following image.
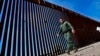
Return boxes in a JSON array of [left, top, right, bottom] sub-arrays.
[[58, 42, 100, 56]]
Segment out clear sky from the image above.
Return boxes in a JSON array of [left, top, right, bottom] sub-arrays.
[[45, 0, 100, 22], [0, 0, 100, 22]]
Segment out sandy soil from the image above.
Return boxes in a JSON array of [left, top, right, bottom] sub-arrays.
[[58, 42, 100, 56]]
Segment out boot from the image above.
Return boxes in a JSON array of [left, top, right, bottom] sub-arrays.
[[66, 50, 70, 55], [74, 48, 78, 53]]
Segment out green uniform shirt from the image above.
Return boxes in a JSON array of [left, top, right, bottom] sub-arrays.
[[59, 21, 73, 34]]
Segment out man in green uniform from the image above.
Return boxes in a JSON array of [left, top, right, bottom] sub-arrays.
[[57, 18, 77, 54]]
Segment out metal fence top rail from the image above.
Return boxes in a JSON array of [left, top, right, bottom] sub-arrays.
[[26, 0, 100, 24]]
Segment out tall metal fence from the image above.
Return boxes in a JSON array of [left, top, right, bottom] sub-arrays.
[[0, 0, 68, 56]]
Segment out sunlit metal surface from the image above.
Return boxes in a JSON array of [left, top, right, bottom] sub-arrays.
[[0, 0, 67, 56]]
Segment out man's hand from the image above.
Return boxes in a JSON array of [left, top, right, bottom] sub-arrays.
[[57, 34, 59, 37], [72, 29, 75, 34]]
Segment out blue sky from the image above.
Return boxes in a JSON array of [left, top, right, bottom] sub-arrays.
[[45, 0, 100, 22], [0, 0, 100, 22]]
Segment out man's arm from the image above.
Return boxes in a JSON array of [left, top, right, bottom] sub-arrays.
[[58, 28, 62, 34], [57, 28, 62, 37], [66, 21, 75, 34]]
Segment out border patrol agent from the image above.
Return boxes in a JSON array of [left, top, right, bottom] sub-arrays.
[[57, 18, 78, 54]]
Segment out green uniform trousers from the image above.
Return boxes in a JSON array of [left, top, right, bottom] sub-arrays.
[[64, 32, 76, 51]]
